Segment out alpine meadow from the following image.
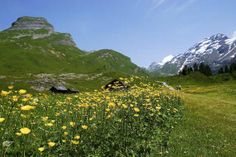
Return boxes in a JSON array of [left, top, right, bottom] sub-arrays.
[[0, 1, 236, 156]]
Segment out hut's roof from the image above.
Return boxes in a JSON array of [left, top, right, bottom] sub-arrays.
[[52, 86, 67, 91]]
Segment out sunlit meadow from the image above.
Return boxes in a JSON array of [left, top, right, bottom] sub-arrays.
[[0, 77, 182, 156]]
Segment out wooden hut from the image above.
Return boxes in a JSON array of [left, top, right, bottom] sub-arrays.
[[104, 79, 129, 91], [50, 86, 79, 94]]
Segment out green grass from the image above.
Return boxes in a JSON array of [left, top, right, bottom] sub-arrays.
[[0, 29, 146, 76], [166, 81, 236, 157], [0, 78, 182, 156]]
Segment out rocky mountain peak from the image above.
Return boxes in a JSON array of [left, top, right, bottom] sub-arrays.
[[208, 33, 228, 41], [149, 33, 236, 75], [8, 16, 54, 32]]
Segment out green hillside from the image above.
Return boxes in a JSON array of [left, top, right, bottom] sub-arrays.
[[0, 30, 143, 76], [0, 17, 147, 91]]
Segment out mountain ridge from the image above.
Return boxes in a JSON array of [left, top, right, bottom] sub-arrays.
[[0, 16, 145, 76], [149, 33, 236, 75]]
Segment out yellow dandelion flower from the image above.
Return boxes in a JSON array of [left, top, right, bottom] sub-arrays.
[[156, 106, 161, 111], [134, 107, 140, 112], [69, 122, 75, 127], [1, 90, 10, 97], [22, 98, 29, 102], [48, 141, 56, 147], [71, 140, 79, 145], [15, 132, 22, 136], [74, 135, 80, 140], [108, 102, 115, 108], [62, 126, 67, 130], [12, 96, 19, 102], [62, 139, 66, 143], [38, 147, 45, 152], [8, 85, 14, 90], [20, 105, 35, 111], [18, 89, 27, 95], [20, 127, 31, 135], [0, 118, 5, 123], [64, 132, 68, 136], [81, 125, 88, 129], [122, 104, 128, 109], [134, 114, 139, 117], [45, 123, 53, 127], [42, 116, 48, 121]]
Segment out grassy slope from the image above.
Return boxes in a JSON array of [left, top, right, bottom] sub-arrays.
[[0, 29, 147, 91], [161, 75, 236, 156], [0, 30, 144, 76]]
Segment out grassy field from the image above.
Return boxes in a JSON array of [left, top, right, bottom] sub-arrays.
[[0, 77, 182, 156], [166, 81, 236, 157], [1, 73, 235, 156]]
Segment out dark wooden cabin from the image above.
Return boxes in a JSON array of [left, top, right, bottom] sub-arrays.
[[50, 86, 79, 94], [104, 79, 129, 91]]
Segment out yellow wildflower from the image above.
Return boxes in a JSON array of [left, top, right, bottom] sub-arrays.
[[8, 85, 14, 90], [134, 107, 140, 112], [18, 89, 27, 95], [62, 126, 67, 130], [20, 105, 35, 111], [38, 147, 45, 152], [81, 125, 88, 129], [45, 123, 53, 127], [48, 141, 56, 147], [22, 98, 29, 102], [20, 127, 31, 135], [0, 118, 5, 123], [108, 102, 115, 108], [122, 104, 128, 109], [1, 90, 10, 97], [156, 106, 161, 111], [69, 122, 75, 127], [74, 135, 80, 140], [62, 139, 66, 143], [71, 140, 79, 145], [42, 116, 48, 121], [15, 132, 22, 136], [64, 132, 68, 136], [12, 96, 19, 102]]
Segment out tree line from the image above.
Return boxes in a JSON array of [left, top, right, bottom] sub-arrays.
[[179, 63, 212, 76], [179, 62, 236, 76], [218, 62, 236, 74]]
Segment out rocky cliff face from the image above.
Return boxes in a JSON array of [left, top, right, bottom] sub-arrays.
[[9, 16, 54, 32], [5, 16, 76, 47]]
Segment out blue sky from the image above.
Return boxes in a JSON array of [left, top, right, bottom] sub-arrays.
[[0, 0, 236, 67]]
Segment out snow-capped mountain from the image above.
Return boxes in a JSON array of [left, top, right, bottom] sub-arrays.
[[149, 33, 236, 75], [149, 55, 174, 71]]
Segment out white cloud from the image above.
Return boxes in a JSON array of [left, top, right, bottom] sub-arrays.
[[150, 0, 197, 13], [175, 0, 197, 12], [152, 0, 167, 9]]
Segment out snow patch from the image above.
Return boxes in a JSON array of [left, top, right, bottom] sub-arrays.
[[158, 55, 174, 65]]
